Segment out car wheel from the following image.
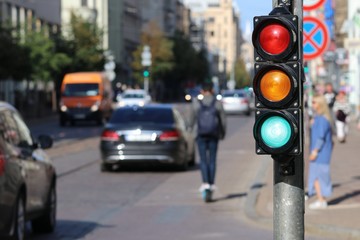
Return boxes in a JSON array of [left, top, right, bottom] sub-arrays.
[[59, 117, 66, 126], [177, 153, 188, 171], [10, 194, 25, 240], [32, 185, 56, 233], [188, 151, 196, 167], [100, 163, 112, 172]]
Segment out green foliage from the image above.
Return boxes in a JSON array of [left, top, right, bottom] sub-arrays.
[[22, 31, 71, 82], [132, 21, 174, 84], [0, 26, 31, 80], [131, 27, 209, 90], [65, 12, 106, 71], [234, 58, 251, 88]]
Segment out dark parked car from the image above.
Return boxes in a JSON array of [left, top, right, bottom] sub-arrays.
[[0, 101, 56, 240], [100, 104, 195, 171]]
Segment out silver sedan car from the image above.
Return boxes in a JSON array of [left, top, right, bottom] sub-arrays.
[[221, 90, 251, 115]]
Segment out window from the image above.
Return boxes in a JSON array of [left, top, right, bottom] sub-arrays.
[[208, 17, 215, 23], [63, 83, 99, 97], [210, 31, 215, 37], [110, 108, 174, 124], [12, 112, 33, 148], [1, 111, 21, 146], [81, 0, 88, 7]]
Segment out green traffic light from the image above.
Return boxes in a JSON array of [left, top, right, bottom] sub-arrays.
[[143, 70, 150, 77], [260, 116, 291, 148]]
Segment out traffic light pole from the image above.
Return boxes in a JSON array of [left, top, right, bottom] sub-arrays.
[[272, 0, 304, 239]]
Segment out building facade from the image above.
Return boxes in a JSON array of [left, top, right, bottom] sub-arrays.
[[61, 0, 142, 82], [344, 1, 360, 107], [0, 0, 61, 34], [139, 0, 178, 37], [184, 0, 242, 74]]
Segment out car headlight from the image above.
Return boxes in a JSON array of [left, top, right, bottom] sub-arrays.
[[60, 105, 68, 112], [185, 94, 191, 101], [139, 101, 145, 107], [91, 101, 100, 112], [118, 101, 126, 107]]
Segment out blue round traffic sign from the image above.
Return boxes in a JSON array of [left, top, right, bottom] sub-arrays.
[[303, 16, 330, 60]]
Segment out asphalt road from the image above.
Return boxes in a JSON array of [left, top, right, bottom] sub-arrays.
[[25, 103, 326, 240]]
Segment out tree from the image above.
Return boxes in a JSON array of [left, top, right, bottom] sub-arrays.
[[22, 31, 71, 83], [131, 21, 174, 85], [171, 31, 209, 85], [233, 58, 251, 88], [65, 12, 106, 72], [0, 26, 31, 80]]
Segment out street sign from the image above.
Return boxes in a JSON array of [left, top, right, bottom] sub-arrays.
[[303, 0, 325, 11], [141, 45, 152, 67], [104, 61, 115, 71], [303, 16, 329, 60]]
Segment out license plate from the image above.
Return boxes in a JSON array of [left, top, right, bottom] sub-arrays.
[[74, 114, 86, 119], [125, 134, 153, 142]]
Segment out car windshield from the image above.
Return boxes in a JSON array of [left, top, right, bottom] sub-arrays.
[[122, 93, 145, 99], [63, 83, 99, 97], [223, 92, 245, 98], [110, 108, 174, 124]]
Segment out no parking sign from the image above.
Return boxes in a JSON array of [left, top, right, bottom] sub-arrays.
[[304, 0, 326, 11], [303, 16, 330, 60]]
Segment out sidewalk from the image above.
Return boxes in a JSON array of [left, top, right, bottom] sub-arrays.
[[247, 121, 360, 240]]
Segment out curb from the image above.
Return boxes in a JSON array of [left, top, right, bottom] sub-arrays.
[[244, 158, 272, 227], [244, 156, 360, 240]]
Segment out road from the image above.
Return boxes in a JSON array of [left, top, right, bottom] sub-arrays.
[[26, 103, 325, 240]]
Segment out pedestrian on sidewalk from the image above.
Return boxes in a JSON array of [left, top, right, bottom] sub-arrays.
[[324, 82, 337, 110], [333, 90, 351, 143], [189, 82, 226, 202], [307, 94, 334, 209]]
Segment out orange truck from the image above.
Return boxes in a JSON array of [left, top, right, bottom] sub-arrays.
[[59, 72, 113, 126]]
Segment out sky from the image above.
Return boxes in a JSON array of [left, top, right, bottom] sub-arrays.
[[235, 0, 273, 38]]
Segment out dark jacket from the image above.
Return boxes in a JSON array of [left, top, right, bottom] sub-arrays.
[[189, 94, 226, 140]]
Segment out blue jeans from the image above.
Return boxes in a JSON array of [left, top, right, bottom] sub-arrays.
[[196, 136, 219, 185]]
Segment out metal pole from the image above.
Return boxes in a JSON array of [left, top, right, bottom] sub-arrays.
[[274, 155, 304, 239], [144, 77, 149, 94], [273, 0, 305, 240]]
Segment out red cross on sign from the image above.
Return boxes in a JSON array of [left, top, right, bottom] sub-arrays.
[[303, 16, 330, 60]]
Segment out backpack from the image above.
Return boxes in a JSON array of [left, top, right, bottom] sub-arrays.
[[336, 110, 347, 122], [197, 98, 219, 137]]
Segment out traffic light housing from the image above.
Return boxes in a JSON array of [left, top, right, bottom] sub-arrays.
[[252, 7, 303, 156]]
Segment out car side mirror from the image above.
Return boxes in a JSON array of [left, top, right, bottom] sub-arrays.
[[37, 135, 53, 149]]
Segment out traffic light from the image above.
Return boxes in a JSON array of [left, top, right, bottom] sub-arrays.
[[252, 7, 303, 156], [143, 68, 150, 78]]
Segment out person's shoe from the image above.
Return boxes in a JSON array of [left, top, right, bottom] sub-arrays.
[[202, 189, 212, 203], [309, 200, 328, 209], [199, 183, 210, 192], [210, 185, 217, 192], [304, 194, 309, 201]]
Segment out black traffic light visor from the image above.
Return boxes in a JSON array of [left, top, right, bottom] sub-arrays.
[[253, 110, 299, 155], [253, 64, 298, 109], [252, 16, 298, 62]]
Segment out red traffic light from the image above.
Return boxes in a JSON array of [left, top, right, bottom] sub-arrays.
[[253, 16, 298, 62], [259, 24, 291, 55]]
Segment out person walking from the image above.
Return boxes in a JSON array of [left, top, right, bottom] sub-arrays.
[[189, 82, 226, 203], [333, 90, 351, 143], [307, 94, 334, 209], [324, 82, 337, 110]]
